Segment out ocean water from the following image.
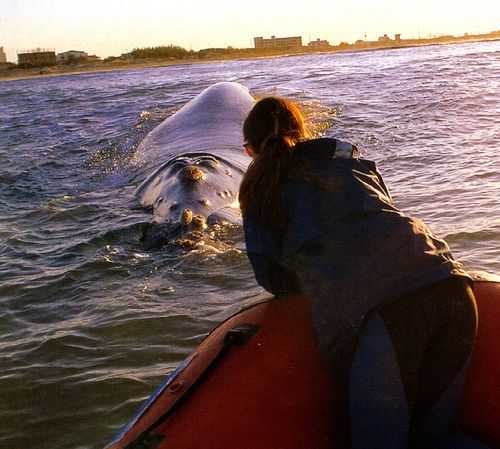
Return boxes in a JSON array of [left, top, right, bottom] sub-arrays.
[[0, 40, 499, 449]]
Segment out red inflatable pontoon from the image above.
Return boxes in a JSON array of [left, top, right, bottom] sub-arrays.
[[105, 280, 500, 449]]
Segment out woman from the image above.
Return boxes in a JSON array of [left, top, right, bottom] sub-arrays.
[[239, 97, 489, 449]]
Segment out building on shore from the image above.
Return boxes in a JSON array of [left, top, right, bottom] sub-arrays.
[[377, 34, 402, 44], [17, 48, 57, 68], [57, 50, 88, 63], [307, 38, 330, 50], [254, 36, 302, 50], [86, 54, 101, 62], [0, 47, 7, 63]]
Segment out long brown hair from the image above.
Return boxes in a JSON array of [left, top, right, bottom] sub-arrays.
[[239, 97, 312, 229]]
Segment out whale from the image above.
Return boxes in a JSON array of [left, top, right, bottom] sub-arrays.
[[133, 82, 255, 248]]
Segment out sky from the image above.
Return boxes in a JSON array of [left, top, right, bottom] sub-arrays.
[[0, 0, 498, 62]]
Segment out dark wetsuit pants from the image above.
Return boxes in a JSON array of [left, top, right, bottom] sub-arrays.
[[348, 277, 490, 449]]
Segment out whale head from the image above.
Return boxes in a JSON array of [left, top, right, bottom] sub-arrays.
[[136, 153, 245, 249], [133, 82, 254, 249]]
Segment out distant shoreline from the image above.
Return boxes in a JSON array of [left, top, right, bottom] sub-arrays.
[[1, 36, 498, 83]]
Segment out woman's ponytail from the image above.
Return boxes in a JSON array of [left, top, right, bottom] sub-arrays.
[[239, 97, 311, 230]]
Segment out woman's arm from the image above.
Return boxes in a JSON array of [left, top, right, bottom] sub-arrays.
[[243, 215, 301, 296]]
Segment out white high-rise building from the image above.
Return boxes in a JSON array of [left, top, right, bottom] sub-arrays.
[[0, 47, 7, 63]]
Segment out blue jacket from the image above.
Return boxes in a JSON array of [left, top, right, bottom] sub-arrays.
[[243, 138, 471, 364]]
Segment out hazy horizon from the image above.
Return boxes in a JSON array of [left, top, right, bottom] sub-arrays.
[[1, 0, 498, 62]]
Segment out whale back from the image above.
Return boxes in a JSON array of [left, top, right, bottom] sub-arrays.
[[135, 82, 255, 168]]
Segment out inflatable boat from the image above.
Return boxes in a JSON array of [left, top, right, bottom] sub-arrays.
[[104, 279, 500, 449]]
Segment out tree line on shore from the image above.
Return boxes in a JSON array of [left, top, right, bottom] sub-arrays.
[[108, 44, 283, 62]]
